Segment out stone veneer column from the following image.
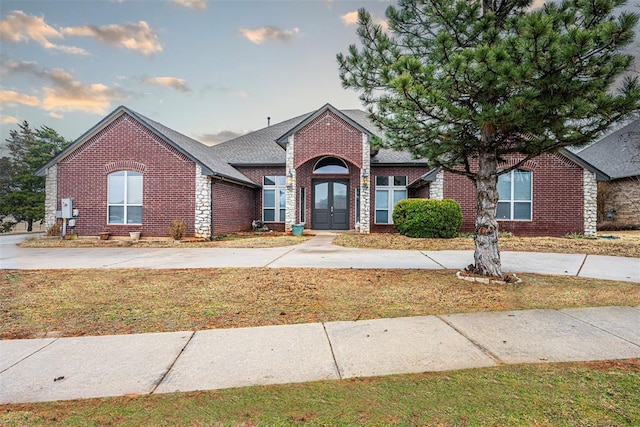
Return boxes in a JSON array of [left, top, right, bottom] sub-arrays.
[[194, 164, 212, 238], [429, 170, 444, 200], [583, 169, 597, 237], [285, 135, 296, 231], [360, 133, 371, 234], [44, 164, 58, 231]]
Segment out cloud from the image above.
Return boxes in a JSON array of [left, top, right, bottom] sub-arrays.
[[141, 76, 191, 92], [48, 111, 64, 119], [197, 130, 249, 145], [237, 26, 300, 44], [0, 60, 128, 115], [0, 10, 88, 55], [173, 0, 207, 10], [1, 115, 19, 125], [341, 11, 359, 25], [41, 68, 128, 114], [62, 21, 162, 56], [341, 10, 388, 29], [0, 89, 40, 107]]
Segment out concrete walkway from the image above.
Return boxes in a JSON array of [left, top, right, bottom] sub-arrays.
[[1, 233, 639, 282], [2, 306, 640, 404], [1, 233, 639, 404]]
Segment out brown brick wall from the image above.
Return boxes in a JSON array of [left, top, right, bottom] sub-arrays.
[[443, 153, 585, 237], [212, 180, 256, 235], [57, 113, 196, 237], [235, 166, 285, 230]]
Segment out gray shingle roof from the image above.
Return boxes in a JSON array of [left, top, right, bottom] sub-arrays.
[[211, 106, 427, 166], [578, 119, 640, 179]]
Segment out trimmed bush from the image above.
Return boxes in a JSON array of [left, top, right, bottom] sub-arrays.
[[168, 218, 187, 240], [393, 198, 463, 238]]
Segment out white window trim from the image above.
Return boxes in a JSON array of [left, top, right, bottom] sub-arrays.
[[497, 169, 533, 221], [374, 175, 407, 224], [263, 175, 286, 223], [107, 170, 143, 225]]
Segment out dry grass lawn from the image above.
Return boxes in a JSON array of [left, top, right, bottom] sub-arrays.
[[2, 268, 638, 340], [334, 230, 640, 258]]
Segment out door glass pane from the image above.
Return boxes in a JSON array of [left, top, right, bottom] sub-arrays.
[[514, 202, 532, 220], [108, 206, 124, 224], [496, 202, 511, 220], [375, 190, 389, 209], [108, 173, 125, 204], [334, 182, 347, 209], [375, 210, 388, 223], [263, 189, 275, 208], [314, 182, 328, 209], [497, 174, 511, 201], [393, 190, 407, 207], [393, 176, 407, 186], [127, 173, 143, 204], [514, 170, 531, 200], [375, 176, 389, 186], [127, 206, 142, 224]]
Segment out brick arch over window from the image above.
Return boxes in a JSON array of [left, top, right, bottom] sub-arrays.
[[103, 160, 147, 174], [498, 158, 539, 170]]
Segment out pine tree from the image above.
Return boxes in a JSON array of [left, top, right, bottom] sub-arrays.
[[0, 122, 69, 232], [338, 0, 640, 277]]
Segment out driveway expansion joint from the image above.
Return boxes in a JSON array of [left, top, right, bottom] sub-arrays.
[[559, 307, 640, 348], [576, 254, 589, 277], [0, 338, 59, 375], [322, 322, 343, 380]]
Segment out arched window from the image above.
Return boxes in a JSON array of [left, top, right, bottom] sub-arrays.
[[107, 171, 143, 224], [497, 169, 532, 221], [313, 157, 349, 174]]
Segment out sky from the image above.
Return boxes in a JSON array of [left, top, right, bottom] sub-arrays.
[[0, 0, 393, 149], [0, 0, 638, 152]]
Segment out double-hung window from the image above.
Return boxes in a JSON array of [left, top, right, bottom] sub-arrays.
[[263, 176, 286, 222], [107, 171, 143, 224], [375, 175, 407, 224], [497, 169, 532, 220]]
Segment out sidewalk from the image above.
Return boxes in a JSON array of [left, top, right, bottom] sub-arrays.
[[1, 234, 639, 404]]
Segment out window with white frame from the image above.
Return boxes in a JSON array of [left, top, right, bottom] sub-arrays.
[[375, 175, 407, 224], [263, 175, 286, 222], [497, 169, 532, 220], [107, 171, 143, 224]]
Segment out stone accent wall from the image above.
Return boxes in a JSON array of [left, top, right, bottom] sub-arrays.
[[285, 135, 296, 231], [583, 169, 598, 237], [44, 164, 58, 230], [360, 133, 371, 234], [598, 177, 640, 227], [429, 170, 444, 200], [194, 164, 212, 238]]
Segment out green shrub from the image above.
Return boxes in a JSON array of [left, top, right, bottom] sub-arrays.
[[393, 198, 463, 238]]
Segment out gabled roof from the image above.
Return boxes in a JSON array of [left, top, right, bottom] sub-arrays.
[[36, 106, 256, 187], [211, 104, 428, 166], [577, 118, 640, 179]]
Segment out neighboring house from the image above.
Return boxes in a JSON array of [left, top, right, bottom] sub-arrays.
[[37, 103, 607, 238], [578, 119, 640, 229]]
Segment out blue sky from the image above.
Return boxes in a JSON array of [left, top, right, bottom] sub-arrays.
[[1, 0, 637, 151], [0, 0, 392, 147]]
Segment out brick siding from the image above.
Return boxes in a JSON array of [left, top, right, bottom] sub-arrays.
[[443, 153, 585, 237], [211, 180, 256, 235], [57, 113, 196, 237]]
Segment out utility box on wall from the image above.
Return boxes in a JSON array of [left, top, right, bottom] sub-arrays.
[[61, 198, 73, 219]]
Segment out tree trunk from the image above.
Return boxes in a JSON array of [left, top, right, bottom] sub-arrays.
[[27, 219, 33, 232], [473, 151, 503, 278]]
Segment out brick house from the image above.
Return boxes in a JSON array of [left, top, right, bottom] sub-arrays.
[[578, 118, 640, 229], [37, 103, 606, 238]]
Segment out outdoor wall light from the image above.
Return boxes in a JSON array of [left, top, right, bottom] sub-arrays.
[[286, 172, 294, 187], [361, 174, 369, 187]]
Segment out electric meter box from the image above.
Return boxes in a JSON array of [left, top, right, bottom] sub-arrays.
[[61, 198, 73, 219]]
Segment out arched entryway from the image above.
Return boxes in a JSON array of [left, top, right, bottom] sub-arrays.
[[311, 157, 349, 230]]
